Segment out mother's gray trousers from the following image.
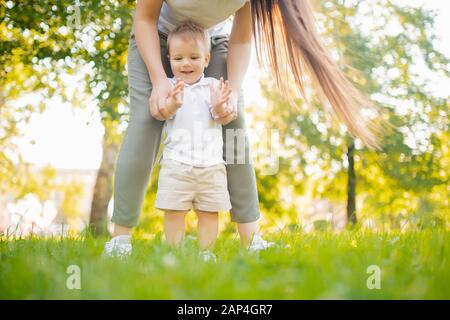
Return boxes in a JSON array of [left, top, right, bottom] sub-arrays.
[[111, 31, 260, 227]]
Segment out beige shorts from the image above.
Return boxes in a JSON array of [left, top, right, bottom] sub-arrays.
[[155, 159, 232, 212]]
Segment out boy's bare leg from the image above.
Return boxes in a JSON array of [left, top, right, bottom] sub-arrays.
[[164, 210, 188, 247], [196, 210, 219, 250], [237, 221, 258, 247], [112, 223, 132, 237]]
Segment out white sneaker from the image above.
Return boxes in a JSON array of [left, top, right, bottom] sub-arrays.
[[199, 250, 217, 263], [248, 234, 275, 253], [103, 235, 132, 257]]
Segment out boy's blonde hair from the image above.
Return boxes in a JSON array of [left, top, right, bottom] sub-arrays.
[[167, 21, 211, 54]]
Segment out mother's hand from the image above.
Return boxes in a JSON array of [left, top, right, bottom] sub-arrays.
[[214, 92, 238, 125], [149, 78, 174, 120]]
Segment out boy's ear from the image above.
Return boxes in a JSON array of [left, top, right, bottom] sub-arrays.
[[205, 52, 211, 67]]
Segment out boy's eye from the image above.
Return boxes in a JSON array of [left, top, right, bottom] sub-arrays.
[[191, 56, 200, 60]]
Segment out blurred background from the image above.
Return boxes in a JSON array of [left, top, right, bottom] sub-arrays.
[[1, 0, 449, 237]]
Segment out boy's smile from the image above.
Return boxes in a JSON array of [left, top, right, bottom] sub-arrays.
[[168, 37, 210, 85]]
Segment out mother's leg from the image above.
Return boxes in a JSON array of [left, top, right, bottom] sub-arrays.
[[111, 33, 172, 234], [205, 35, 261, 246]]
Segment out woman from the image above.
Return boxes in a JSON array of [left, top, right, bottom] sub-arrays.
[[104, 0, 383, 256]]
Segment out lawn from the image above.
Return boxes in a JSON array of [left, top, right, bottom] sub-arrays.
[[0, 229, 448, 299]]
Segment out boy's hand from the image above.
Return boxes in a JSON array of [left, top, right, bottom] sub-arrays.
[[166, 79, 184, 115], [210, 77, 232, 118]]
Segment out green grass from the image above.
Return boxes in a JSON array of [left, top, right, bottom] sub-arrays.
[[0, 229, 449, 299]]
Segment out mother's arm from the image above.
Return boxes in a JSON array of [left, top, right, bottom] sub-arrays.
[[135, 0, 174, 120], [216, 1, 253, 125]]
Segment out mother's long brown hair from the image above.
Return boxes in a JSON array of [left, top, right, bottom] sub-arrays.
[[250, 0, 384, 150]]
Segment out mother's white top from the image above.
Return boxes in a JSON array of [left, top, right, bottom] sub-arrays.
[[158, 0, 249, 36]]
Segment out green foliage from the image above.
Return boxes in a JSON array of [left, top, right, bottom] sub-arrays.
[[60, 180, 86, 225], [1, 1, 135, 219], [2, 0, 135, 135], [253, 0, 449, 229]]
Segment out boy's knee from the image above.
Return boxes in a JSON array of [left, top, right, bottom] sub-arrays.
[[196, 211, 219, 222], [164, 211, 188, 221]]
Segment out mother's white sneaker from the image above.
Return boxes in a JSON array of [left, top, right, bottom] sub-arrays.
[[248, 234, 276, 253], [199, 250, 217, 263], [103, 235, 132, 257]]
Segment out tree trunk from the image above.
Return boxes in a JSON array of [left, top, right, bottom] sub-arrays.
[[347, 140, 357, 225], [89, 139, 119, 236]]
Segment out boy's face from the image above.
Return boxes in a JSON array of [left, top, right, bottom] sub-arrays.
[[168, 36, 210, 85]]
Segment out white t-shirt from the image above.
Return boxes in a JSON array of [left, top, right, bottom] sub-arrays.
[[157, 0, 249, 36], [161, 74, 226, 167]]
